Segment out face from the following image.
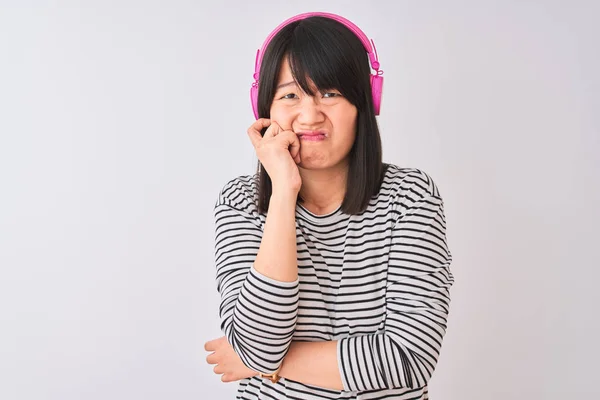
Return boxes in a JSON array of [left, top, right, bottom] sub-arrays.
[[269, 58, 358, 170]]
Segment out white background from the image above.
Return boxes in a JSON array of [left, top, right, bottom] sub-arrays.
[[1, 0, 598, 399]]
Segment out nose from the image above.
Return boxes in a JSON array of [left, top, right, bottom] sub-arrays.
[[296, 95, 325, 125]]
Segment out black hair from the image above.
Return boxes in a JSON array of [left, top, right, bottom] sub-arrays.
[[255, 16, 388, 215]]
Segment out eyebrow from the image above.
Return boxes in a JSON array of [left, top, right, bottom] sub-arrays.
[[276, 81, 297, 90]]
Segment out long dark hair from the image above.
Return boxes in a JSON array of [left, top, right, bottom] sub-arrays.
[[256, 16, 388, 215]]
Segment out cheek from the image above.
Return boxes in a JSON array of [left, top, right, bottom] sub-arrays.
[[335, 110, 358, 140], [269, 104, 293, 123]]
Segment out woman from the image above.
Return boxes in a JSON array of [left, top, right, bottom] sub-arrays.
[[205, 12, 454, 400]]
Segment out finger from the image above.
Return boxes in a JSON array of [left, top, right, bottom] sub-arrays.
[[281, 130, 301, 161], [290, 142, 301, 163], [263, 120, 282, 139], [247, 118, 271, 147], [249, 118, 271, 132], [205, 336, 227, 351], [222, 373, 240, 383], [206, 352, 217, 365], [213, 364, 223, 374]]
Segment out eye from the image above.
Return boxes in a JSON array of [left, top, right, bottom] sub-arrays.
[[322, 91, 342, 98], [280, 93, 298, 100]]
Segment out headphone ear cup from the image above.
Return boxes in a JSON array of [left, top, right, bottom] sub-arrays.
[[370, 74, 383, 115], [250, 85, 259, 119]]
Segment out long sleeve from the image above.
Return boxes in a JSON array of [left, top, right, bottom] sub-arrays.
[[337, 173, 454, 392], [214, 190, 300, 374]]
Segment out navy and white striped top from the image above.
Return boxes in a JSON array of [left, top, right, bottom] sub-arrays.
[[213, 164, 454, 399]]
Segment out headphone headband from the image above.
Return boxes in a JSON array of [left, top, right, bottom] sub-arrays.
[[253, 12, 381, 80]]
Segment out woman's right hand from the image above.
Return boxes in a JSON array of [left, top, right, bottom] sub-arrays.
[[247, 118, 302, 194]]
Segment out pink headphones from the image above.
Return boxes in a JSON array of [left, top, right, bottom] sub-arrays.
[[250, 11, 384, 119]]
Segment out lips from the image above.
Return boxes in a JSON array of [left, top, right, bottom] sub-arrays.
[[297, 130, 328, 138], [299, 135, 326, 141]]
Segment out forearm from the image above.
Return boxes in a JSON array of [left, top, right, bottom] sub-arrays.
[[279, 341, 344, 391], [221, 190, 300, 373], [254, 190, 299, 282], [279, 328, 443, 393]]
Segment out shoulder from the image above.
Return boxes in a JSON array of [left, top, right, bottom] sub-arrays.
[[383, 164, 445, 216], [214, 173, 259, 214], [384, 164, 443, 198]]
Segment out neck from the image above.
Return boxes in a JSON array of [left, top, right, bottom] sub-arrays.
[[298, 161, 348, 214]]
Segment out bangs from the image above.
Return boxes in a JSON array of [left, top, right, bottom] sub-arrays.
[[285, 19, 365, 102]]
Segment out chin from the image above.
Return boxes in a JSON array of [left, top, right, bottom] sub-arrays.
[[298, 152, 329, 168], [298, 161, 329, 170]]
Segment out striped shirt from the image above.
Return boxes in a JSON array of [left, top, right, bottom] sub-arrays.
[[213, 164, 454, 400]]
